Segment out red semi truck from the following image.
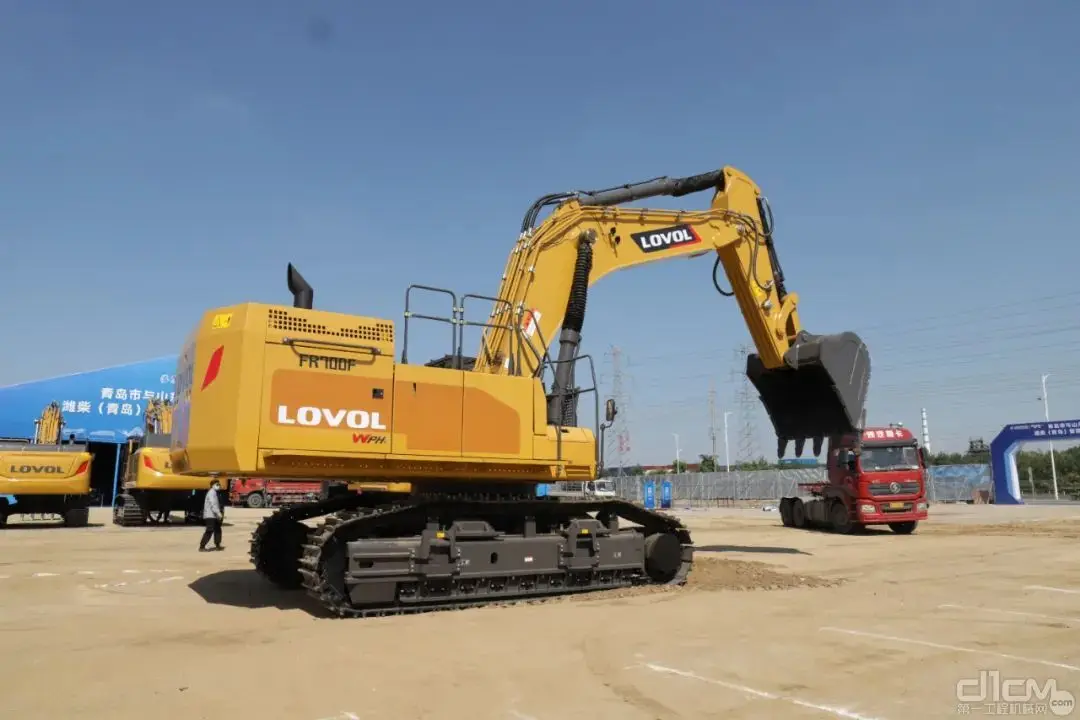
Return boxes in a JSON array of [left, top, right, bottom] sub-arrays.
[[228, 478, 322, 508], [778, 425, 929, 534]]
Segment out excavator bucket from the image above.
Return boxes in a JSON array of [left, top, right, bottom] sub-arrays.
[[745, 331, 870, 459]]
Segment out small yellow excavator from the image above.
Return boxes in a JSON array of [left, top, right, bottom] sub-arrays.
[[168, 165, 871, 617], [113, 398, 222, 526], [0, 402, 93, 527]]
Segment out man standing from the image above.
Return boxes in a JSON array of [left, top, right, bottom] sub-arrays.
[[198, 479, 224, 552]]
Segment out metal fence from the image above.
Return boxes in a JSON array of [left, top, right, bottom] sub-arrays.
[[925, 464, 991, 503], [609, 464, 995, 507], [610, 468, 824, 508]]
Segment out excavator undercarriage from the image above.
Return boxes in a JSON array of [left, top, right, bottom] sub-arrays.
[[250, 488, 690, 617]]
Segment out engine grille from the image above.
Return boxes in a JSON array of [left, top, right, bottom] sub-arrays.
[[267, 309, 394, 343], [868, 481, 920, 497]]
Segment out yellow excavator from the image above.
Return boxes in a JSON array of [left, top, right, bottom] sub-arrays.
[[0, 402, 93, 527], [113, 398, 221, 526], [169, 165, 870, 617]]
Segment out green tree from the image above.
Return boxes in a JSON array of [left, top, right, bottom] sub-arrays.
[[672, 459, 688, 473], [735, 456, 774, 471], [698, 454, 719, 473]]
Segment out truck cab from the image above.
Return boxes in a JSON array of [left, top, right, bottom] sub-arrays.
[[584, 479, 616, 498], [829, 426, 929, 530], [779, 425, 929, 534]]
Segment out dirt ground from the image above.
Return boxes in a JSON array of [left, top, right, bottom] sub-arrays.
[[1, 503, 1079, 720]]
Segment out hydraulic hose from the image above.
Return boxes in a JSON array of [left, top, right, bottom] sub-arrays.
[[564, 234, 593, 334], [547, 231, 595, 426]]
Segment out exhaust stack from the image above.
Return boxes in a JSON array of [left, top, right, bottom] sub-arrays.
[[746, 330, 870, 459], [287, 263, 314, 309]]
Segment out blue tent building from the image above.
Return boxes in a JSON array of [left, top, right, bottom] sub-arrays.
[[0, 356, 179, 506]]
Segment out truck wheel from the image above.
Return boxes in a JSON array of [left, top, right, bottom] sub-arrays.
[[889, 521, 918, 535], [64, 508, 90, 528], [791, 498, 807, 529], [830, 501, 853, 534], [779, 498, 794, 527], [246, 492, 266, 509]]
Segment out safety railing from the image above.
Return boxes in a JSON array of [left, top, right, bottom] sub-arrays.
[[399, 284, 604, 465]]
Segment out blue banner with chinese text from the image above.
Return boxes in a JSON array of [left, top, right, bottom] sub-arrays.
[[0, 356, 179, 443]]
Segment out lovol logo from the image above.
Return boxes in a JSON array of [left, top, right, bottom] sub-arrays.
[[276, 405, 388, 430], [630, 224, 702, 254], [352, 433, 388, 445], [9, 464, 64, 474]]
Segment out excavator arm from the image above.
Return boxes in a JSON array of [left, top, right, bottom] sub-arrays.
[[473, 166, 870, 458], [33, 401, 66, 445], [144, 398, 173, 436]]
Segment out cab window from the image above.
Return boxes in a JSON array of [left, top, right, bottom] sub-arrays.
[[859, 446, 920, 471]]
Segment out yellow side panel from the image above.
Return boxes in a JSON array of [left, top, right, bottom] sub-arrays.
[[128, 448, 214, 491], [462, 373, 532, 459], [173, 304, 265, 473], [259, 347, 395, 456], [532, 427, 596, 480], [0, 451, 92, 495], [391, 364, 463, 456], [532, 382, 549, 437]]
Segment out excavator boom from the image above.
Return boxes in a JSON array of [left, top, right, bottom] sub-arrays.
[[476, 166, 869, 457]]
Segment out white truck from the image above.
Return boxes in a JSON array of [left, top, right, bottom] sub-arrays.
[[542, 479, 617, 500]]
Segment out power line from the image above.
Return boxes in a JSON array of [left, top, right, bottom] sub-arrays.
[[600, 290, 1080, 459], [624, 336, 1080, 391], [634, 374, 1080, 413], [708, 380, 717, 465], [624, 347, 1076, 388], [616, 287, 1080, 368], [625, 320, 1080, 369], [851, 288, 1080, 333]]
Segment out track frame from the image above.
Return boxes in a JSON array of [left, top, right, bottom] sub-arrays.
[[249, 492, 693, 618]]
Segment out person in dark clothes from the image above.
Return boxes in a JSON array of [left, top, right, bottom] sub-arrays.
[[198, 479, 225, 552]]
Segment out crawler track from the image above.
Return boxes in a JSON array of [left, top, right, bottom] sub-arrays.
[[112, 493, 147, 526], [250, 495, 693, 618], [248, 493, 377, 589], [112, 491, 202, 527]]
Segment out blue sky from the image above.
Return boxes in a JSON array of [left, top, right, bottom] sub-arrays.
[[2, 0, 1078, 463]]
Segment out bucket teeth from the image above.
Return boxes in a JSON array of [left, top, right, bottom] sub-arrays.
[[745, 330, 870, 459]]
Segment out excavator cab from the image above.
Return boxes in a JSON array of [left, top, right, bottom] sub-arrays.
[[746, 330, 869, 459]]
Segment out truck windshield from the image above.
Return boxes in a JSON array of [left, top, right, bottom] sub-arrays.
[[860, 446, 920, 472]]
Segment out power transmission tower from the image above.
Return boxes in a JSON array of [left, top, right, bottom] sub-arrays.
[[728, 344, 759, 464], [608, 345, 630, 474], [708, 380, 717, 465]]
